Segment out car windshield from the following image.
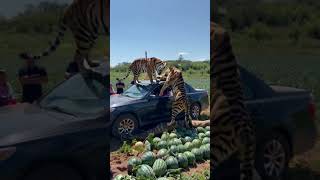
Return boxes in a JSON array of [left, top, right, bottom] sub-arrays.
[[39, 74, 108, 117], [122, 84, 153, 98]]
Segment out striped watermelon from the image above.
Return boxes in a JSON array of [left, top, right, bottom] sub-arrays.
[[153, 137, 161, 145], [152, 159, 167, 177], [173, 138, 183, 145], [200, 144, 210, 159], [136, 164, 155, 178], [169, 133, 177, 139], [157, 140, 167, 150], [192, 139, 202, 148], [177, 153, 188, 168], [157, 149, 168, 159], [161, 132, 170, 141], [169, 145, 179, 154], [127, 157, 142, 173], [205, 131, 210, 137], [165, 156, 179, 169], [205, 126, 210, 131], [167, 139, 175, 147], [184, 136, 192, 143], [184, 142, 193, 151], [191, 148, 204, 161], [197, 127, 206, 133], [198, 133, 206, 139], [177, 144, 186, 153], [183, 151, 196, 165], [141, 151, 156, 166], [113, 174, 125, 180], [157, 178, 170, 180], [145, 140, 151, 151], [202, 137, 210, 144]]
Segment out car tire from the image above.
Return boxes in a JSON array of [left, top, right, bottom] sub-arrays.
[[23, 163, 83, 180], [255, 132, 290, 180], [112, 114, 138, 138], [190, 103, 201, 120]]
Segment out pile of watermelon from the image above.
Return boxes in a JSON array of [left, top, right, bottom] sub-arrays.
[[114, 126, 210, 180]]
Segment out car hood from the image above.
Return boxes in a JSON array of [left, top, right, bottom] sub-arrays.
[[110, 94, 141, 107], [0, 103, 85, 146]]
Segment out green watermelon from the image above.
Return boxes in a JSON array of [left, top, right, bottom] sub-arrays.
[[177, 153, 188, 168], [197, 127, 206, 133], [152, 159, 167, 177], [153, 137, 161, 145], [167, 139, 175, 147], [173, 138, 182, 145], [183, 151, 196, 165], [161, 132, 170, 141], [136, 164, 155, 178], [192, 139, 202, 148], [177, 144, 186, 153], [157, 149, 168, 159], [157, 140, 167, 150], [184, 142, 193, 151], [165, 156, 179, 169], [145, 140, 151, 151], [184, 136, 192, 143], [198, 133, 206, 139], [191, 148, 204, 161], [157, 178, 170, 180], [200, 145, 210, 159], [169, 145, 179, 154], [205, 131, 210, 137], [127, 157, 142, 173], [113, 174, 125, 180], [202, 137, 210, 144], [141, 151, 156, 166], [205, 126, 210, 131], [169, 133, 177, 139]]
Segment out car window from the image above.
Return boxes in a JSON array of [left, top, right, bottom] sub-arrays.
[[152, 85, 172, 97], [40, 74, 107, 116], [123, 84, 152, 98]]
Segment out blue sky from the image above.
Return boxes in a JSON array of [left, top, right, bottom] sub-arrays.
[[110, 0, 210, 67]]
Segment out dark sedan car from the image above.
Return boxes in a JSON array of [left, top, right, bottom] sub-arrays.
[[110, 80, 209, 137], [214, 66, 318, 180], [0, 74, 109, 180]]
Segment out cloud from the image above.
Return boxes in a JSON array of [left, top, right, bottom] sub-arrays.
[[178, 52, 189, 56]]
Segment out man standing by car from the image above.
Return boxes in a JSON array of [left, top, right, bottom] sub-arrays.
[[18, 53, 48, 103], [115, 78, 125, 94]]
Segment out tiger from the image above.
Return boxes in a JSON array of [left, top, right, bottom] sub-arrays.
[[116, 57, 167, 84], [211, 22, 258, 180], [159, 66, 193, 130], [19, 0, 109, 72]]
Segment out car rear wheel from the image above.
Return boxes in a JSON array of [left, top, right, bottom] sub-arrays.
[[256, 133, 290, 180], [23, 163, 83, 180], [190, 103, 201, 120], [112, 114, 138, 138]]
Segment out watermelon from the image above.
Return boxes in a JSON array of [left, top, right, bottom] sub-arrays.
[[167, 139, 175, 147], [141, 151, 156, 166], [152, 159, 167, 177], [197, 127, 206, 133], [173, 138, 182, 145], [157, 178, 170, 180], [183, 151, 196, 165], [157, 149, 168, 159], [192, 139, 202, 148], [177, 144, 186, 153], [136, 164, 155, 178], [169, 145, 179, 154], [157, 140, 167, 150], [198, 133, 206, 139], [161, 132, 170, 141], [165, 156, 179, 169], [205, 126, 210, 131], [184, 136, 192, 143], [177, 153, 188, 168], [191, 148, 204, 161], [153, 137, 161, 145], [113, 174, 125, 180], [200, 144, 210, 159], [134, 141, 144, 149], [202, 137, 210, 144], [127, 157, 142, 173], [184, 142, 193, 151], [169, 133, 177, 139], [205, 131, 210, 137], [145, 140, 151, 151]]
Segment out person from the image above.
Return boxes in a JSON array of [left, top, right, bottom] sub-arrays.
[[115, 78, 125, 94], [65, 54, 80, 79], [18, 53, 48, 103], [0, 69, 16, 107]]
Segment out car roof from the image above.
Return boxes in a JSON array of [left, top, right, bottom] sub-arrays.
[[137, 80, 165, 86]]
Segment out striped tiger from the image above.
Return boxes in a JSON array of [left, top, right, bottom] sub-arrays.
[[211, 22, 258, 180], [116, 57, 167, 84], [19, 0, 109, 71], [159, 66, 193, 130]]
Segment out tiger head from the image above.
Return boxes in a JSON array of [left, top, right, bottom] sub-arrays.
[[151, 57, 167, 74]]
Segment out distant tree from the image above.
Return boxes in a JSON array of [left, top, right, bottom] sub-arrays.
[[178, 54, 184, 61]]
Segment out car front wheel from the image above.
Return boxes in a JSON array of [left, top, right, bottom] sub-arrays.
[[112, 114, 138, 138], [256, 133, 290, 180], [190, 103, 201, 120]]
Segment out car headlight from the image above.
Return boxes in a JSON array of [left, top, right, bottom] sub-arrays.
[[0, 147, 16, 161]]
